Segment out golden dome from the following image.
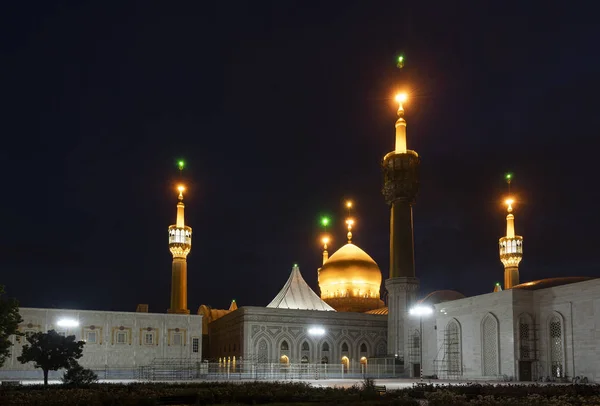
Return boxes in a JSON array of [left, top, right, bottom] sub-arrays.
[[318, 243, 383, 312]]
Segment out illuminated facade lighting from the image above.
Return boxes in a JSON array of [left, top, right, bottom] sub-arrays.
[[308, 327, 325, 336], [56, 318, 79, 328]]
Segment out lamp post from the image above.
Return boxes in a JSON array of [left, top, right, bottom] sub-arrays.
[[409, 304, 433, 381]]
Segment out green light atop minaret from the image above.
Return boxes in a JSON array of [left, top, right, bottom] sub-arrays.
[[178, 160, 185, 171], [321, 217, 330, 228], [396, 54, 405, 68]]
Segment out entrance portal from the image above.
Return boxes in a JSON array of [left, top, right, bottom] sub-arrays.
[[519, 361, 532, 381]]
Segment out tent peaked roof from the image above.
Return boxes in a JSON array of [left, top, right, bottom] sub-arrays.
[[267, 265, 335, 311]]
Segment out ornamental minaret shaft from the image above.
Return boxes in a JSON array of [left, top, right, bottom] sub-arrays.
[[499, 199, 523, 289], [168, 186, 192, 314], [382, 94, 420, 361]]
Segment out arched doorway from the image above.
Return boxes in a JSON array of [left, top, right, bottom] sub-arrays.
[[341, 356, 349, 373], [360, 356, 368, 374]]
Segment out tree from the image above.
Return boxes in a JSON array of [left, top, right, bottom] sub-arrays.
[[62, 363, 98, 386], [0, 285, 22, 368], [18, 330, 85, 385]]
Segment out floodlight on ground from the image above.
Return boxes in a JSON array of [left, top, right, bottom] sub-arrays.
[[409, 305, 433, 317], [308, 327, 325, 336], [56, 318, 79, 328]]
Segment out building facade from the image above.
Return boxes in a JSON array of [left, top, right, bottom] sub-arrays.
[[407, 278, 600, 382], [0, 308, 202, 380], [207, 265, 388, 374]]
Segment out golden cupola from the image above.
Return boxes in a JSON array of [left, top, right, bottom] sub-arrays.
[[317, 203, 384, 312]]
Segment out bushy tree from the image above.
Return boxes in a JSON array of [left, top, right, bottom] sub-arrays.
[[18, 329, 85, 385], [62, 363, 98, 386], [0, 285, 22, 367]]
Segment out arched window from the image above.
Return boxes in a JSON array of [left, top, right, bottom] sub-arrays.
[[257, 339, 268, 363], [341, 342, 349, 352], [360, 343, 367, 353], [376, 341, 386, 356], [482, 313, 499, 376], [280, 340, 289, 351], [549, 314, 564, 378], [518, 314, 533, 360], [446, 320, 462, 376], [301, 341, 309, 351], [322, 342, 329, 352]]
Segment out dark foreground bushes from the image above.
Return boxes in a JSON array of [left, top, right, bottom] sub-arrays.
[[0, 381, 599, 406]]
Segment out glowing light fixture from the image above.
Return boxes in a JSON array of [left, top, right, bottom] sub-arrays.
[[308, 327, 325, 336], [178, 160, 185, 170], [56, 318, 79, 328], [409, 305, 433, 317], [346, 200, 353, 209], [321, 217, 330, 228], [505, 198, 514, 206], [177, 185, 185, 193], [395, 93, 408, 103], [322, 236, 330, 245], [396, 55, 405, 68]]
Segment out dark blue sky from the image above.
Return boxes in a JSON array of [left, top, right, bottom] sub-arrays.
[[1, 1, 598, 312]]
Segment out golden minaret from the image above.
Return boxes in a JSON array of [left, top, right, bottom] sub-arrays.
[[499, 197, 523, 289], [321, 236, 330, 265], [382, 93, 420, 359], [168, 185, 192, 314]]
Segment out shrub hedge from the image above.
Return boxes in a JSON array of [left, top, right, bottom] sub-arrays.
[[0, 381, 598, 406]]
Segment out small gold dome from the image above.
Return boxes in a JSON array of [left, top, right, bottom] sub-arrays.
[[318, 243, 383, 312]]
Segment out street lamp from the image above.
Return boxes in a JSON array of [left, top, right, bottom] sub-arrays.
[[409, 304, 433, 381]]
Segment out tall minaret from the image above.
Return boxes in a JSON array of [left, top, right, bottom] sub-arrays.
[[168, 185, 192, 314], [499, 197, 523, 289], [321, 236, 330, 265], [382, 93, 420, 361]]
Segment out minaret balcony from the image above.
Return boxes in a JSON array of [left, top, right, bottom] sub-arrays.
[[168, 225, 192, 245], [499, 236, 523, 256], [499, 236, 523, 268]]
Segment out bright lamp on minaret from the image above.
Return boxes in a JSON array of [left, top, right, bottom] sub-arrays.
[[395, 93, 408, 103]]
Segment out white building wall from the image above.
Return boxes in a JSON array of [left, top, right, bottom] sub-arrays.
[[2, 308, 202, 375], [421, 279, 600, 383], [531, 279, 600, 382], [210, 307, 387, 369], [432, 291, 516, 380]]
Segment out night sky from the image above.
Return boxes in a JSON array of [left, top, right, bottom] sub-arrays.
[[1, 1, 598, 313]]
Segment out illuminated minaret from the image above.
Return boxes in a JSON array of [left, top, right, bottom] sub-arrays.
[[382, 93, 420, 360], [168, 185, 192, 314], [321, 236, 330, 265], [499, 197, 523, 289]]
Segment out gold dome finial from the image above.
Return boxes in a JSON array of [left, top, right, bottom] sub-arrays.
[[346, 218, 354, 243], [344, 200, 354, 243], [394, 93, 408, 153], [177, 185, 185, 201]]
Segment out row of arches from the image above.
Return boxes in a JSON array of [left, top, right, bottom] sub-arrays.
[[254, 334, 385, 364], [442, 311, 566, 379], [279, 340, 366, 353]]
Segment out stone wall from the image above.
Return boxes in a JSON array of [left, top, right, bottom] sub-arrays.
[[209, 306, 387, 368], [2, 307, 203, 372]]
